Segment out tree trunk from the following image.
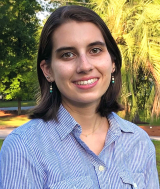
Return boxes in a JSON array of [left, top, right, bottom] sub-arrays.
[[132, 113, 140, 124], [18, 98, 21, 115], [151, 85, 160, 117]]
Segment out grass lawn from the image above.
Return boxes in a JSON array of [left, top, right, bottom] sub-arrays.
[[0, 101, 33, 128], [138, 119, 160, 126], [138, 111, 160, 126], [0, 140, 4, 150], [0, 115, 30, 128], [0, 139, 160, 183], [148, 117, 160, 126], [0, 100, 36, 108]]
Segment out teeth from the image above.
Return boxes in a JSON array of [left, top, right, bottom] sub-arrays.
[[75, 78, 98, 85]]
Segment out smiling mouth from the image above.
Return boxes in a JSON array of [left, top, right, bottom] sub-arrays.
[[74, 78, 98, 85]]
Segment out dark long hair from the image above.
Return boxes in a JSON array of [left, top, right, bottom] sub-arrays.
[[30, 5, 124, 121]]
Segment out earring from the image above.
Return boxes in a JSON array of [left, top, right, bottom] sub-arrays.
[[111, 75, 115, 84], [50, 83, 53, 93], [46, 76, 50, 79]]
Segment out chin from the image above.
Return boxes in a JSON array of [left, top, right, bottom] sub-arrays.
[[72, 97, 101, 106]]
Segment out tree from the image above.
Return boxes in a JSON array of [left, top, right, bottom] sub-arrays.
[[0, 0, 42, 114], [89, 0, 160, 121], [47, 0, 90, 9]]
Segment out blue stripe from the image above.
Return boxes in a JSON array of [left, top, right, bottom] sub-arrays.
[[0, 105, 159, 188]]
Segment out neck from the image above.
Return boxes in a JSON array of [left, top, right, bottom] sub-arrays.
[[62, 100, 101, 132]]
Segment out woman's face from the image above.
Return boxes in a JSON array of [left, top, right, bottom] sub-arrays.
[[42, 21, 115, 107]]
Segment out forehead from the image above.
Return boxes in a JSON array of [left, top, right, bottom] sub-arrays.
[[52, 21, 105, 49]]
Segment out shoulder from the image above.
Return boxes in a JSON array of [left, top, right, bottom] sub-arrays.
[[1, 119, 44, 151], [6, 119, 47, 140], [0, 120, 46, 187], [1, 118, 59, 155], [111, 113, 155, 155]]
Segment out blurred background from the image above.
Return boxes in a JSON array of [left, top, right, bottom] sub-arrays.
[[0, 0, 160, 181], [0, 0, 160, 124]]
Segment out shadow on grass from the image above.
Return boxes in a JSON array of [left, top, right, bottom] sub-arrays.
[[0, 100, 36, 108], [0, 110, 30, 128]]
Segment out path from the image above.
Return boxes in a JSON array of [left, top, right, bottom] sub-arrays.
[[0, 106, 34, 111], [0, 128, 15, 139]]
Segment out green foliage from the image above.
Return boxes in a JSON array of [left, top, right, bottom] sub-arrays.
[[49, 0, 90, 8], [88, 0, 160, 120], [0, 0, 41, 101], [0, 140, 4, 150], [42, 0, 160, 120], [136, 70, 153, 109]]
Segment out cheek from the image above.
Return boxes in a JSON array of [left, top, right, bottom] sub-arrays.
[[52, 63, 74, 82], [96, 54, 113, 72], [99, 62, 113, 77]]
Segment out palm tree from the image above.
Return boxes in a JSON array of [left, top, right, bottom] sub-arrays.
[[49, 0, 90, 7], [89, 0, 160, 121], [48, 0, 160, 121]]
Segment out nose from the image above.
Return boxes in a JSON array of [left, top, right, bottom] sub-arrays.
[[76, 55, 93, 73]]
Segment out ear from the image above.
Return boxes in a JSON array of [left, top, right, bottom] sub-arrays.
[[40, 60, 54, 82], [112, 62, 116, 73]]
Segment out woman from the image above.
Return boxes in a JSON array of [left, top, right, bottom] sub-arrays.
[[0, 5, 159, 189]]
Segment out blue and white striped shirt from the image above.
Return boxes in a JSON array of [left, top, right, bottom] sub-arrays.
[[0, 105, 159, 188]]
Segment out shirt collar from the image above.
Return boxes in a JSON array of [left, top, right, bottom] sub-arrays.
[[108, 112, 135, 134], [54, 105, 134, 140], [54, 104, 79, 140]]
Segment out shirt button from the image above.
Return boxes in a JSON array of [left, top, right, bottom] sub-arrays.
[[98, 165, 105, 171], [133, 182, 137, 188]]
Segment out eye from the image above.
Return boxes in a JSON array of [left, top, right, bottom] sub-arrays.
[[90, 48, 102, 54], [61, 52, 75, 59]]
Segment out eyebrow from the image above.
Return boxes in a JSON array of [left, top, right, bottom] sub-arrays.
[[55, 41, 106, 53], [88, 41, 106, 47], [55, 47, 75, 53]]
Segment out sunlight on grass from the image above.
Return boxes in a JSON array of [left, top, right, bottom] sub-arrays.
[[0, 116, 30, 127], [22, 102, 30, 105]]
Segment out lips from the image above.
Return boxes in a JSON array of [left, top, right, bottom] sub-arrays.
[[74, 78, 98, 85]]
